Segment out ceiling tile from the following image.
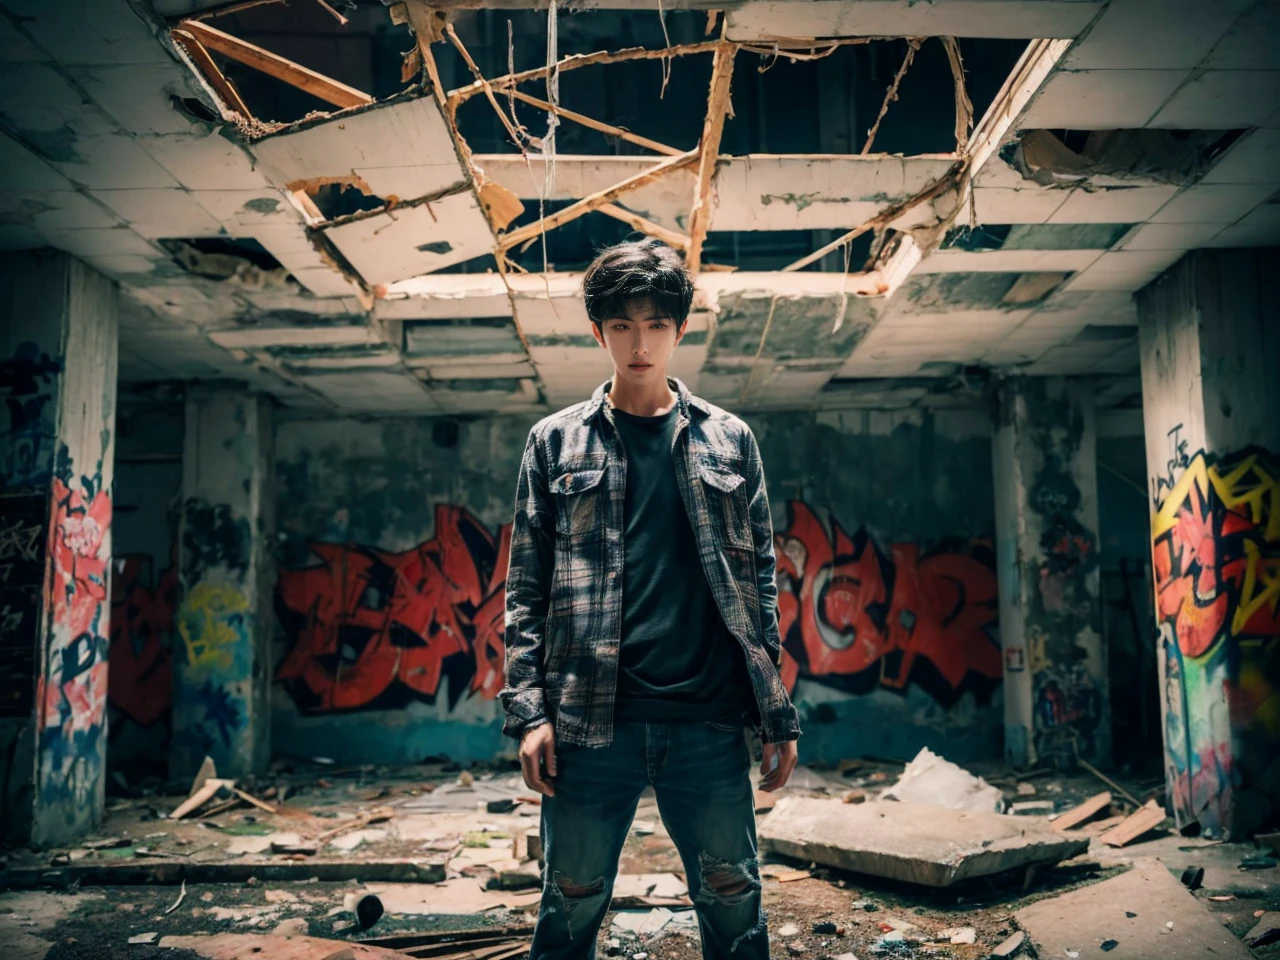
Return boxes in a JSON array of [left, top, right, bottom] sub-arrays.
[[1149, 70, 1280, 128], [1047, 185, 1180, 224], [1206, 1, 1280, 69], [1064, 0, 1253, 70], [50, 134, 181, 190], [1121, 222, 1224, 250], [1201, 129, 1280, 185], [1022, 69, 1187, 129], [1150, 183, 1277, 224]]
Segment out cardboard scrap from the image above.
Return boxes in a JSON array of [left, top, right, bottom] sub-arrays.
[[1099, 799, 1167, 847]]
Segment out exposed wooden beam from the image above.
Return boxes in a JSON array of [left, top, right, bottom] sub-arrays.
[[172, 29, 253, 119], [597, 202, 690, 250], [498, 150, 698, 252], [309, 0, 349, 26], [509, 90, 681, 157], [445, 22, 530, 150], [686, 41, 735, 273], [178, 19, 373, 110]]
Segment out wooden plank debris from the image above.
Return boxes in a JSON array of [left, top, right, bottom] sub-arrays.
[[759, 797, 1088, 887], [597, 203, 691, 251], [170, 778, 235, 820], [160, 932, 420, 959], [0, 858, 446, 889], [1099, 798, 1167, 847], [509, 90, 682, 157], [1015, 858, 1252, 960], [178, 20, 374, 110], [498, 150, 699, 251], [1051, 791, 1111, 832], [686, 41, 735, 272]]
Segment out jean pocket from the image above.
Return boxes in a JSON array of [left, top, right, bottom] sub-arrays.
[[707, 718, 745, 733]]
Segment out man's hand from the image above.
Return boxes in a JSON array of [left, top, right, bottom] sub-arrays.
[[759, 739, 797, 792], [519, 723, 557, 797]]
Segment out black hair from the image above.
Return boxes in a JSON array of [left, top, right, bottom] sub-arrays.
[[582, 238, 694, 330]]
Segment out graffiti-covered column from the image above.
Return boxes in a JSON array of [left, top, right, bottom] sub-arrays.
[[992, 377, 1108, 769], [1137, 248, 1280, 840], [172, 387, 274, 780], [0, 250, 118, 846]]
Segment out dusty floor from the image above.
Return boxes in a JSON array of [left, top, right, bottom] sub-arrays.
[[2, 758, 1278, 959]]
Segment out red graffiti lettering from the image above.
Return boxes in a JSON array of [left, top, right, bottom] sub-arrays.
[[775, 502, 999, 702], [108, 552, 177, 729], [276, 505, 511, 712]]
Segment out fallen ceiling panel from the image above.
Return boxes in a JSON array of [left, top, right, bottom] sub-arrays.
[[250, 92, 466, 202], [321, 189, 494, 284], [724, 0, 1104, 41]]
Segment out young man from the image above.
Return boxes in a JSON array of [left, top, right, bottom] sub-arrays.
[[501, 238, 800, 960]]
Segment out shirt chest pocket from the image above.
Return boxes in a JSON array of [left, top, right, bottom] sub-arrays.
[[698, 463, 752, 549], [550, 465, 606, 539]]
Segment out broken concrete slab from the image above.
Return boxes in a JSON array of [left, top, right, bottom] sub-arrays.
[[1014, 858, 1253, 960], [758, 798, 1088, 887]]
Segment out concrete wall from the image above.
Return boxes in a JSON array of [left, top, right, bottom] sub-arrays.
[[271, 407, 1004, 766], [109, 404, 183, 777]]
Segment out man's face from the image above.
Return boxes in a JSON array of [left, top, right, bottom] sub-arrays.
[[592, 297, 685, 388]]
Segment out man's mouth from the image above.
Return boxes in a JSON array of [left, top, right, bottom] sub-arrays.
[[629, 362, 652, 370]]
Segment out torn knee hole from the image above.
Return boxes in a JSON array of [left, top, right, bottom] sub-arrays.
[[698, 854, 760, 900], [553, 873, 606, 899], [705, 872, 752, 896]]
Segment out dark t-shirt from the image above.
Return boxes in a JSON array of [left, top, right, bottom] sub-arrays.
[[610, 405, 749, 724]]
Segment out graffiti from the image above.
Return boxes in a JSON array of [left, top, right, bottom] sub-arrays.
[[1151, 423, 1193, 507], [181, 499, 250, 583], [0, 341, 60, 488], [276, 505, 511, 712], [192, 679, 242, 747], [1152, 446, 1279, 837], [0, 493, 46, 717], [36, 464, 112, 810], [178, 582, 250, 671], [773, 502, 1000, 706], [108, 553, 177, 730]]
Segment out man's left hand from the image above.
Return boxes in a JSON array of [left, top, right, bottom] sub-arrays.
[[759, 739, 798, 792]]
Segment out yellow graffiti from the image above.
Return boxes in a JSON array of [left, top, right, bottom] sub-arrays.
[[178, 582, 249, 671], [1153, 452, 1278, 541], [1151, 455, 1211, 538], [1237, 540, 1280, 636]]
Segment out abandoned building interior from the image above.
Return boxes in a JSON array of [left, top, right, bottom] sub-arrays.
[[1, 0, 1279, 958]]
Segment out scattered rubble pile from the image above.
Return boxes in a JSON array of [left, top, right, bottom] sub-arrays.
[[1, 750, 1277, 960]]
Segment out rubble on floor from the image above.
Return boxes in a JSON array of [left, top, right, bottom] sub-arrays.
[[758, 796, 1090, 886], [1, 756, 1275, 960], [881, 746, 1005, 813], [1014, 857, 1254, 959]]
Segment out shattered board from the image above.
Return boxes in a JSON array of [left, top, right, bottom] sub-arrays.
[[1015, 858, 1252, 959], [758, 798, 1088, 887]]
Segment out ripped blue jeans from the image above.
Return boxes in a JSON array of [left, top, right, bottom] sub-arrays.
[[531, 720, 768, 960]]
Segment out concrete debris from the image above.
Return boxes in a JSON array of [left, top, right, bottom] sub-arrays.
[[1014, 858, 1252, 960], [759, 797, 1087, 887], [881, 747, 1004, 813], [1015, 782, 1036, 796], [940, 926, 976, 944], [777, 923, 800, 937], [611, 907, 697, 938], [1246, 912, 1280, 947], [161, 932, 416, 958], [328, 829, 388, 852], [127, 932, 158, 944], [271, 918, 309, 935]]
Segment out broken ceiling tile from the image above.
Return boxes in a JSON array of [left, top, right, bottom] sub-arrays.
[[69, 62, 206, 137], [139, 131, 271, 192], [251, 92, 466, 203], [94, 188, 225, 238], [320, 190, 492, 284], [971, 186, 1071, 224], [724, 0, 1102, 41], [512, 296, 593, 337], [192, 189, 302, 227], [403, 317, 526, 361]]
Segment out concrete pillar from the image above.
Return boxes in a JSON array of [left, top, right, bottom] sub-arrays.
[[0, 249, 118, 846], [171, 387, 274, 780], [992, 377, 1108, 769], [1137, 248, 1280, 840]]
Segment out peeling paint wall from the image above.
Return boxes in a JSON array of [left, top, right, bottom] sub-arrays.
[[272, 406, 1003, 765], [993, 378, 1107, 770], [1137, 249, 1280, 840], [0, 251, 119, 846]]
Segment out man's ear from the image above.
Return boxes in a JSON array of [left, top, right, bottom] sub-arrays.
[[674, 318, 688, 345], [591, 322, 606, 349]]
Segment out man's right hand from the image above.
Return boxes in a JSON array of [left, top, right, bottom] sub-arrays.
[[519, 723, 557, 797]]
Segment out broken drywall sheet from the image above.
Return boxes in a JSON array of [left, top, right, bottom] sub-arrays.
[[1014, 858, 1252, 959], [710, 155, 954, 232], [758, 797, 1088, 887], [881, 747, 1005, 813], [724, 0, 1102, 42], [321, 189, 493, 283], [250, 92, 467, 203]]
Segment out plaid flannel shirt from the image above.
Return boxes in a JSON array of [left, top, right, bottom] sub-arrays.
[[500, 378, 801, 748]]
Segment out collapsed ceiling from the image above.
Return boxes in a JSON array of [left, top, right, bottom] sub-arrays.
[[1, 0, 1277, 415]]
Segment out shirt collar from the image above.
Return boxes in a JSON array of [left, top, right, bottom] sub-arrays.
[[582, 376, 710, 423]]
